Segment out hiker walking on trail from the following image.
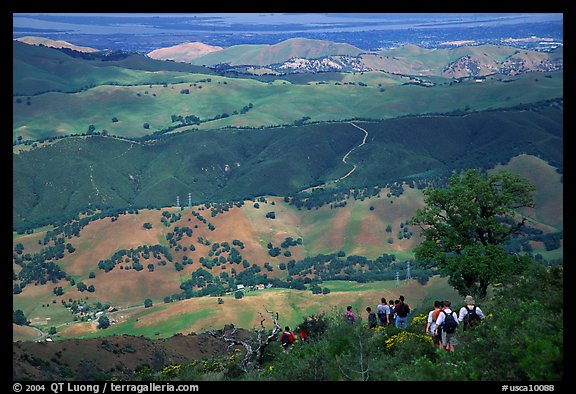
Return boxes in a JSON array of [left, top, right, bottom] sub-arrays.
[[344, 305, 357, 324], [395, 295, 410, 329], [458, 295, 485, 331], [435, 300, 459, 352], [280, 326, 296, 351], [426, 300, 443, 349], [297, 327, 309, 342], [376, 298, 390, 326], [366, 306, 378, 329], [389, 299, 396, 324]]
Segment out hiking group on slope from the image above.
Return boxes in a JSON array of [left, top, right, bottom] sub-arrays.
[[361, 295, 411, 329], [425, 295, 485, 352], [355, 294, 485, 353]]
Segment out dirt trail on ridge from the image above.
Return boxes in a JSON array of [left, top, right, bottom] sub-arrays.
[[303, 121, 369, 192]]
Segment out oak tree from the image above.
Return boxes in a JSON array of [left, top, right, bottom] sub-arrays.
[[411, 169, 536, 299]]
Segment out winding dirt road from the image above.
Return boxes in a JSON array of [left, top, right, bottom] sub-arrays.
[[303, 121, 369, 192], [335, 122, 369, 183]]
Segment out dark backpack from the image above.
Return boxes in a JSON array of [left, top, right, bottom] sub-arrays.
[[368, 312, 377, 327], [396, 302, 410, 318], [463, 305, 481, 330], [441, 310, 458, 334]]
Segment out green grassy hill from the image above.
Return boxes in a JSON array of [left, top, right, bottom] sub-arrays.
[[188, 37, 365, 67], [13, 40, 563, 142], [12, 41, 216, 97], [13, 67, 563, 141], [13, 102, 563, 231], [361, 44, 563, 77]]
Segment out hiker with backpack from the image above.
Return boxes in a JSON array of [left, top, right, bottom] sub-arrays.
[[458, 295, 485, 331], [395, 295, 410, 329], [280, 326, 296, 351], [426, 300, 443, 349], [344, 305, 357, 324], [389, 299, 396, 324], [366, 306, 378, 329], [435, 300, 459, 352], [376, 298, 390, 326]]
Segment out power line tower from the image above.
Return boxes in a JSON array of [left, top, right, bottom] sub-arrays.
[[176, 195, 180, 208], [395, 271, 400, 287], [188, 193, 192, 208], [406, 261, 412, 281]]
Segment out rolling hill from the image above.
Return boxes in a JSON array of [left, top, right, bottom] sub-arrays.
[[360, 44, 563, 78], [186, 37, 365, 67], [12, 35, 563, 352], [14, 36, 100, 53], [13, 102, 563, 231], [147, 42, 224, 63], [12, 152, 562, 342], [146, 39, 562, 78], [13, 39, 563, 143], [12, 40, 217, 96]]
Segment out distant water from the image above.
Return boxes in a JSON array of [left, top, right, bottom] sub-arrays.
[[12, 13, 563, 52]]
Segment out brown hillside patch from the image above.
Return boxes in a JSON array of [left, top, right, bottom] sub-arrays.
[[16, 36, 100, 52], [354, 188, 425, 254], [61, 210, 167, 277], [88, 266, 183, 306], [57, 322, 98, 337], [147, 42, 223, 62], [307, 204, 351, 253], [13, 324, 42, 342], [12, 230, 48, 255]]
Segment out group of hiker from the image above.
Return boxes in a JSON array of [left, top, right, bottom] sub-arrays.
[[425, 295, 485, 352], [279, 324, 308, 351], [347, 294, 485, 352], [345, 295, 411, 328], [280, 294, 485, 353]]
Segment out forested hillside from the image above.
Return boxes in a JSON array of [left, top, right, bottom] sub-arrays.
[[13, 101, 563, 232]]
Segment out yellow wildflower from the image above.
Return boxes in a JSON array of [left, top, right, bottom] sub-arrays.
[[410, 313, 428, 327], [384, 331, 432, 351], [161, 364, 182, 378]]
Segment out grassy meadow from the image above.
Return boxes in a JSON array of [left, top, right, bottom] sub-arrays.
[[13, 69, 563, 141], [33, 276, 461, 341], [13, 104, 562, 230]]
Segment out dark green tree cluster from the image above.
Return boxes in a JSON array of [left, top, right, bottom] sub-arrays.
[[13, 309, 29, 326], [289, 186, 381, 211], [208, 200, 244, 217], [161, 211, 181, 227], [285, 252, 402, 282], [166, 226, 194, 247], [13, 251, 68, 289], [97, 244, 172, 272]]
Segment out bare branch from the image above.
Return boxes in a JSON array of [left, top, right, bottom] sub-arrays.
[[208, 306, 282, 373]]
